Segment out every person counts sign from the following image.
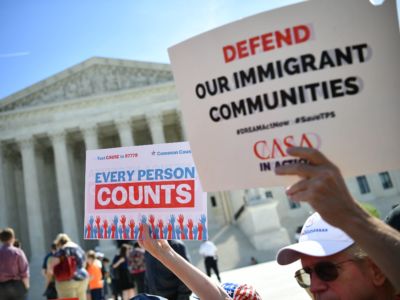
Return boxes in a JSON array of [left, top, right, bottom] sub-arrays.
[[168, 0, 400, 191], [84, 142, 208, 240]]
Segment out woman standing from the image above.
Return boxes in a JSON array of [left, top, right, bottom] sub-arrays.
[[112, 244, 135, 300], [49, 233, 89, 300]]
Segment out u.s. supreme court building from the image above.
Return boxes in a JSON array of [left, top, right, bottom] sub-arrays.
[[1, 57, 399, 297]]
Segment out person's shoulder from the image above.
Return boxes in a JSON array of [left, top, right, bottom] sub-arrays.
[[13, 247, 29, 261], [64, 241, 80, 249]]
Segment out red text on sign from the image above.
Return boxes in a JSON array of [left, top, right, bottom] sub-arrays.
[[253, 132, 321, 160], [223, 24, 312, 63]]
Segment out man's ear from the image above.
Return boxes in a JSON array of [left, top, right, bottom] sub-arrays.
[[365, 258, 387, 286]]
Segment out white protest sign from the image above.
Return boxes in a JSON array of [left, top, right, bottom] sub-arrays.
[[84, 142, 208, 240], [168, 0, 400, 191]]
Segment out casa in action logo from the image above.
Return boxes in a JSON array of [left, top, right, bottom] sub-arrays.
[[253, 133, 321, 172]]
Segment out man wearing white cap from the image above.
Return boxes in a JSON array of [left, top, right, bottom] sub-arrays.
[[277, 212, 396, 299], [275, 147, 400, 299]]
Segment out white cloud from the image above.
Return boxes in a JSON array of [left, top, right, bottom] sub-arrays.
[[0, 51, 30, 58]]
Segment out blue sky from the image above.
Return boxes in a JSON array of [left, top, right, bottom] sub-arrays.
[[0, 0, 397, 100]]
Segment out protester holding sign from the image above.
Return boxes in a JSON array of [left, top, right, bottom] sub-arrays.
[[275, 147, 400, 296], [139, 225, 230, 300], [139, 225, 262, 300], [277, 212, 397, 299]]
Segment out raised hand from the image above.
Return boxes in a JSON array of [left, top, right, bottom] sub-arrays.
[[187, 219, 194, 239], [149, 215, 156, 238], [200, 214, 208, 240], [198, 223, 203, 240], [138, 224, 172, 259], [118, 225, 123, 239], [169, 214, 176, 226], [274, 146, 358, 227], [141, 215, 147, 225], [113, 215, 119, 226], [177, 214, 184, 226], [129, 219, 135, 239], [168, 223, 173, 240], [154, 227, 160, 239], [134, 225, 140, 240], [149, 214, 155, 225], [183, 226, 189, 239], [95, 216, 101, 238], [86, 223, 92, 239], [111, 223, 116, 239], [125, 227, 130, 239], [175, 225, 181, 240], [93, 226, 98, 238], [163, 226, 168, 239], [178, 214, 185, 239], [120, 215, 127, 239], [139, 223, 144, 239], [100, 227, 104, 239], [107, 227, 112, 239], [102, 220, 109, 238], [157, 219, 164, 239], [193, 225, 198, 240], [89, 215, 94, 226]]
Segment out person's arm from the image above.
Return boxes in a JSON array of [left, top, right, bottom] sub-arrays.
[[275, 146, 400, 291], [43, 256, 55, 285], [139, 225, 231, 300], [112, 257, 125, 269], [18, 250, 30, 290], [47, 255, 60, 276], [22, 277, 29, 290]]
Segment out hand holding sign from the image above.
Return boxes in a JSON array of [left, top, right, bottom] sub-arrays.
[[275, 146, 357, 228], [275, 146, 400, 291]]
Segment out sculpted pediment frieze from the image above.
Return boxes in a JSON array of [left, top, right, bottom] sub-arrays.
[[0, 58, 173, 112]]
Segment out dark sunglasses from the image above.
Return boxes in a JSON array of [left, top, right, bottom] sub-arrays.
[[294, 259, 356, 288]]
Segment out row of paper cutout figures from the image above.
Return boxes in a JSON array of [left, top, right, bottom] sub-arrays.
[[84, 214, 208, 240]]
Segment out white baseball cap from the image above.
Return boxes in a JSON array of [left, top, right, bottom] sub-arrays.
[[276, 212, 354, 265]]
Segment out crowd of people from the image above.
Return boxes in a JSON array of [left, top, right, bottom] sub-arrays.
[[1, 148, 400, 300], [137, 147, 400, 300], [40, 233, 191, 300]]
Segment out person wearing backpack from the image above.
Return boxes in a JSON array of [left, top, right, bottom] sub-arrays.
[[48, 233, 89, 300]]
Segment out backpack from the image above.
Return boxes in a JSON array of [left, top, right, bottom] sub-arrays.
[[54, 254, 77, 281]]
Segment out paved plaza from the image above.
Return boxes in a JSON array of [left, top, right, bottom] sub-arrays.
[[213, 260, 311, 300]]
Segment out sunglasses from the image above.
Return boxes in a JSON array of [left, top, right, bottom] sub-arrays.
[[294, 259, 356, 288]]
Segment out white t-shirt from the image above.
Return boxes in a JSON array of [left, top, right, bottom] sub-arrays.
[[199, 241, 217, 257]]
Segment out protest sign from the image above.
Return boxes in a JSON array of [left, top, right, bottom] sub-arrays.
[[168, 0, 400, 191], [84, 142, 208, 240]]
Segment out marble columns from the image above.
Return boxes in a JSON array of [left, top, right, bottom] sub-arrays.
[[18, 137, 46, 257], [50, 130, 80, 242], [0, 143, 8, 228]]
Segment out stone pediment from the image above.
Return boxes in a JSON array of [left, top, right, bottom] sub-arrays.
[[0, 57, 173, 112]]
